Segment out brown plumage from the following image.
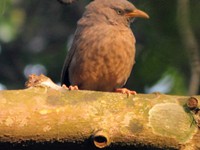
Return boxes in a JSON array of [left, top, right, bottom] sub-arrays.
[[61, 0, 149, 92]]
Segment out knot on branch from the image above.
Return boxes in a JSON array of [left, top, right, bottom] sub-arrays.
[[187, 97, 200, 128], [91, 130, 110, 149], [187, 97, 199, 111]]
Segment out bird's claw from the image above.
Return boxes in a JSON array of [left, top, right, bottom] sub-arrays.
[[69, 85, 79, 90], [115, 88, 137, 97], [61, 84, 79, 90], [62, 84, 69, 90]]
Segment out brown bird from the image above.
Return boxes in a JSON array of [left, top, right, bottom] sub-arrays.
[[61, 0, 149, 94]]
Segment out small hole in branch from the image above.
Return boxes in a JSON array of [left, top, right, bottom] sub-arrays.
[[92, 130, 110, 148], [94, 135, 107, 143]]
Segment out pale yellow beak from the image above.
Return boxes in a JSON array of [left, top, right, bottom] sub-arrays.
[[125, 9, 149, 19]]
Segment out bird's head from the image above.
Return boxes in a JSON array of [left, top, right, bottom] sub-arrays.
[[82, 0, 149, 27]]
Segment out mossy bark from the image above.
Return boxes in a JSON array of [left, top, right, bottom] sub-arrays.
[[0, 87, 199, 150]]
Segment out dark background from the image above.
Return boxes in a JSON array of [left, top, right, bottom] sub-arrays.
[[0, 0, 199, 95]]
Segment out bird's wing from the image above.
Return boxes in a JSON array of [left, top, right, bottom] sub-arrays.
[[61, 48, 74, 86], [61, 28, 81, 86]]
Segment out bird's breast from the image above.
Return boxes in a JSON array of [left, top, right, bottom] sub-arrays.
[[69, 25, 136, 91]]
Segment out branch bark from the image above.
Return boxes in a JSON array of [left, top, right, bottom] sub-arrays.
[[0, 75, 199, 150], [177, 0, 200, 95]]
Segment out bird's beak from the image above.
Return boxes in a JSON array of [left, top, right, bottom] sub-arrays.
[[125, 9, 149, 19]]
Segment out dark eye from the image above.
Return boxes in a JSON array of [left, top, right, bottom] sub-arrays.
[[116, 9, 124, 15]]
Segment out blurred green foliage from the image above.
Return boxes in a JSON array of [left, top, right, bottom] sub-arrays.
[[0, 0, 199, 95]]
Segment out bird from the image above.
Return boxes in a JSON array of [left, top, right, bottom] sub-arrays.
[[61, 0, 149, 94]]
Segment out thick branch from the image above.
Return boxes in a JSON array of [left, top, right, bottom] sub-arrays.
[[0, 75, 199, 150]]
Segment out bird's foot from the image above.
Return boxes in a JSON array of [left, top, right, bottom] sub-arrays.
[[115, 88, 137, 97], [61, 85, 79, 90], [69, 85, 79, 90], [61, 84, 69, 90]]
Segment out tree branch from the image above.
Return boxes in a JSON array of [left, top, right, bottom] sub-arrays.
[[0, 75, 199, 150]]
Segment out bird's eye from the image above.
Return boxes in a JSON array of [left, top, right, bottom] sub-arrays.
[[116, 9, 123, 15]]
